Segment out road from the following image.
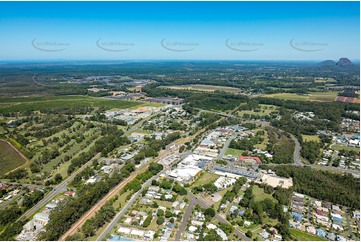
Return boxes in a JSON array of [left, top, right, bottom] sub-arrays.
[[187, 193, 249, 241], [18, 153, 101, 221], [345, 211, 354, 239], [96, 150, 193, 241], [0, 190, 25, 210], [0, 182, 44, 210], [175, 200, 195, 240], [289, 133, 302, 165], [60, 166, 147, 240], [218, 132, 237, 159]]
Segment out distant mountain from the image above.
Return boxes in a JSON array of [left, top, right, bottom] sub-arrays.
[[336, 58, 353, 66], [318, 60, 337, 66]]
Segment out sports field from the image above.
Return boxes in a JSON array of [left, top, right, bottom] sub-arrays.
[[0, 140, 27, 175], [159, 84, 241, 93], [263, 91, 338, 102]]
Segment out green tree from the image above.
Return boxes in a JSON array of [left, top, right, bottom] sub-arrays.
[[156, 216, 165, 225], [204, 208, 216, 218]]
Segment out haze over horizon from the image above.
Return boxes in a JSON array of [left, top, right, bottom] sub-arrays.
[[0, 1, 359, 61]]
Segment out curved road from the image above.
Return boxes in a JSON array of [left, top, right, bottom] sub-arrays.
[[288, 133, 301, 165]]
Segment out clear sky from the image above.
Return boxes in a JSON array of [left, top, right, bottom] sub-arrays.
[[0, 1, 359, 61]]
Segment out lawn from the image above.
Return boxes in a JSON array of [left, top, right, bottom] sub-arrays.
[[302, 135, 321, 143], [263, 91, 338, 102], [191, 172, 219, 188], [159, 84, 241, 93], [332, 145, 360, 153], [0, 126, 6, 135], [314, 77, 337, 83], [0, 140, 27, 175], [252, 185, 276, 203], [290, 229, 326, 241], [238, 104, 278, 117], [225, 148, 244, 157], [0, 96, 140, 112], [254, 128, 268, 150]]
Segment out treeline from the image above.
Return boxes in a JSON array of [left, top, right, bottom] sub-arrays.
[[133, 132, 180, 164], [267, 165, 360, 209], [80, 203, 115, 238], [39, 163, 135, 241], [67, 126, 129, 174], [259, 97, 359, 135], [143, 83, 248, 111], [266, 127, 294, 164], [300, 141, 322, 164], [124, 163, 163, 193], [229, 132, 264, 151]]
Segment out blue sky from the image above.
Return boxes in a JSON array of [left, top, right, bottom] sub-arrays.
[[0, 1, 359, 61]]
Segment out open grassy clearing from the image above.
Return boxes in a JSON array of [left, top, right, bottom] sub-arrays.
[[263, 91, 338, 102], [0, 95, 140, 112], [159, 84, 241, 93], [314, 77, 337, 83], [191, 171, 219, 187], [0, 126, 7, 135], [225, 148, 244, 157], [252, 185, 277, 203], [332, 144, 360, 153], [0, 140, 27, 175], [238, 104, 278, 117], [290, 228, 326, 241], [254, 128, 268, 150], [302, 135, 321, 143]]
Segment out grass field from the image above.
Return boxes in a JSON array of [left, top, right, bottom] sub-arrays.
[[238, 104, 278, 117], [263, 91, 338, 102], [302, 135, 321, 143], [0, 140, 27, 175], [254, 128, 268, 150], [314, 77, 337, 83], [159, 84, 240, 93], [225, 148, 244, 157], [191, 172, 219, 187], [252, 185, 277, 203], [332, 145, 360, 153], [290, 229, 326, 241], [0, 96, 140, 112]]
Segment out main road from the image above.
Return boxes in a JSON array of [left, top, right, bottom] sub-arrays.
[[18, 153, 101, 221]]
